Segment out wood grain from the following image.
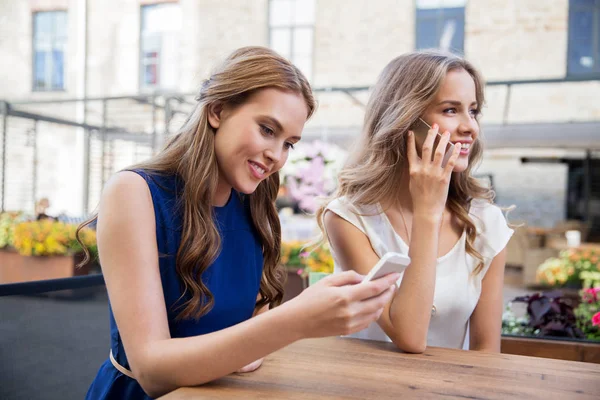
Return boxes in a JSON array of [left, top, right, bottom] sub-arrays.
[[159, 337, 600, 399]]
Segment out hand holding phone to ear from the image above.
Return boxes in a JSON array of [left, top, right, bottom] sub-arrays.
[[411, 118, 455, 168], [407, 122, 462, 217]]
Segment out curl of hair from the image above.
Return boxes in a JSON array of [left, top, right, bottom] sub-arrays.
[[78, 46, 315, 319], [316, 50, 493, 274]]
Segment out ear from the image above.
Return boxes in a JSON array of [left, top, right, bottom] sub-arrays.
[[207, 102, 224, 130]]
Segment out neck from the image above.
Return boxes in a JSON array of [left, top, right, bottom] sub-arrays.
[[382, 167, 413, 212], [214, 178, 232, 207]]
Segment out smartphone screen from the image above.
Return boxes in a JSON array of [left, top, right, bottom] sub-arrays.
[[411, 118, 454, 167]]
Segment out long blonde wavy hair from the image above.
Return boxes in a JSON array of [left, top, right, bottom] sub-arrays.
[[78, 46, 315, 320], [316, 50, 493, 274]]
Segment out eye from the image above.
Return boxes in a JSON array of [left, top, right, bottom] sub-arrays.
[[284, 142, 295, 150], [260, 124, 274, 136], [469, 109, 480, 117], [443, 108, 457, 115]]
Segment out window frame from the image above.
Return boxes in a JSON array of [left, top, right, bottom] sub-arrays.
[[267, 0, 315, 80]]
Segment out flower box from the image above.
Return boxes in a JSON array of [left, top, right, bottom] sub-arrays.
[[0, 251, 91, 284], [501, 335, 600, 364]]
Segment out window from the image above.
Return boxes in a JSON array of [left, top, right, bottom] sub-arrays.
[[269, 0, 315, 79], [568, 0, 600, 76], [33, 11, 67, 91], [415, 0, 465, 54], [140, 3, 181, 90]]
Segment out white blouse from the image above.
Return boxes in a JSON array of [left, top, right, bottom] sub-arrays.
[[324, 197, 514, 349]]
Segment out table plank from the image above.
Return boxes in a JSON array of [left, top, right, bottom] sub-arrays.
[[160, 337, 600, 399]]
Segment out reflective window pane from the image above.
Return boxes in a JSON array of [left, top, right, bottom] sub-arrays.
[[270, 28, 292, 58], [33, 11, 67, 91], [270, 0, 293, 27], [416, 7, 464, 54], [567, 4, 599, 75], [294, 0, 315, 25], [293, 27, 313, 56]]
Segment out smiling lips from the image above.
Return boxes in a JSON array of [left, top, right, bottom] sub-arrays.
[[248, 160, 268, 179], [452, 140, 472, 156]]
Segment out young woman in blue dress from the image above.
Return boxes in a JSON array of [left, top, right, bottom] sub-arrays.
[[79, 47, 399, 399]]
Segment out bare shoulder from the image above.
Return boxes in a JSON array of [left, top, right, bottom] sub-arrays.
[[98, 171, 155, 230]]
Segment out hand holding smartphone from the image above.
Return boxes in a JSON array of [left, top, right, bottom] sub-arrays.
[[362, 252, 411, 283], [411, 118, 455, 168]]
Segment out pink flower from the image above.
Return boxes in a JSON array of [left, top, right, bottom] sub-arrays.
[[592, 312, 600, 327], [582, 288, 600, 304]]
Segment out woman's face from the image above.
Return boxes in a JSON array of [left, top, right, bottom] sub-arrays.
[[421, 68, 480, 173], [210, 88, 309, 205]]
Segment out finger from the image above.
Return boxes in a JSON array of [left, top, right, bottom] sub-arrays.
[[347, 273, 400, 301], [443, 142, 462, 176], [321, 270, 364, 287], [406, 131, 419, 167], [421, 123, 439, 164], [359, 285, 396, 315], [432, 131, 451, 168]]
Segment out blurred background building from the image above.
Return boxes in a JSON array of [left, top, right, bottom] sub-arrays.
[[0, 0, 599, 230], [2, 2, 600, 399]]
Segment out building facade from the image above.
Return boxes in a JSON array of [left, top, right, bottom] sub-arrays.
[[0, 0, 599, 230]]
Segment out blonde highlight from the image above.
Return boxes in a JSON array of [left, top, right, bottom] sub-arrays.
[[78, 46, 315, 319], [317, 50, 493, 274]]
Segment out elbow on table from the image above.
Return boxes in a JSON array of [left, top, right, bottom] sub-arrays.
[[390, 334, 427, 354], [136, 370, 173, 399], [136, 360, 218, 398]]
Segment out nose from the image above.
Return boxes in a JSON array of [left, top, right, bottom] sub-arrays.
[[264, 144, 283, 166], [457, 113, 478, 137]]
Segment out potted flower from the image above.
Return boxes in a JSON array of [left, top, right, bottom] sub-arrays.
[[5, 220, 98, 283], [279, 140, 347, 213], [536, 248, 600, 290], [501, 289, 600, 363], [280, 240, 334, 301], [575, 288, 600, 342], [0, 212, 27, 283]]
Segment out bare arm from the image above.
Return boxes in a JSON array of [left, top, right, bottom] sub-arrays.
[[324, 128, 462, 353], [98, 172, 399, 398], [324, 211, 440, 353], [468, 248, 507, 352]]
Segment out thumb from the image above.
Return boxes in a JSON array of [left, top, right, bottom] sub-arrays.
[[320, 270, 363, 287]]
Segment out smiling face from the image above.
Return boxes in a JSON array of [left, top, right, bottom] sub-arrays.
[[420, 68, 480, 173], [209, 88, 309, 205]]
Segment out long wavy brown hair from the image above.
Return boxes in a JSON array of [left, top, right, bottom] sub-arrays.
[[77, 46, 315, 320], [316, 50, 493, 274]]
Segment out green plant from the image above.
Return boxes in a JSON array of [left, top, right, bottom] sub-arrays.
[[0, 211, 24, 248]]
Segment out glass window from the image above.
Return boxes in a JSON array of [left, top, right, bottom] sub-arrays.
[[33, 11, 67, 91], [568, 0, 600, 76], [415, 0, 465, 54], [140, 3, 181, 90], [269, 0, 315, 79]]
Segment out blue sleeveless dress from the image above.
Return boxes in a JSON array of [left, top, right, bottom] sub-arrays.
[[86, 170, 264, 399]]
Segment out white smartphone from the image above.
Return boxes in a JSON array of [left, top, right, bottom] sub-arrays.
[[362, 252, 411, 283], [412, 118, 455, 168]]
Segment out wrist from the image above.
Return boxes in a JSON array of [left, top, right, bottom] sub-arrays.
[[412, 213, 443, 225], [272, 299, 308, 341]]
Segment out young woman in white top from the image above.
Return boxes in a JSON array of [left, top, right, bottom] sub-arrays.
[[317, 50, 513, 353]]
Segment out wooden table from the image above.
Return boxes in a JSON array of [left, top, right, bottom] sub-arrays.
[[159, 337, 600, 399]]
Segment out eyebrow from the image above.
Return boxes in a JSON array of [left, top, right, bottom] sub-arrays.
[[436, 100, 478, 107], [260, 116, 301, 141]]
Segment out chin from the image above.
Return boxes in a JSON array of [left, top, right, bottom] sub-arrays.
[[452, 162, 469, 173], [234, 180, 261, 195]]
